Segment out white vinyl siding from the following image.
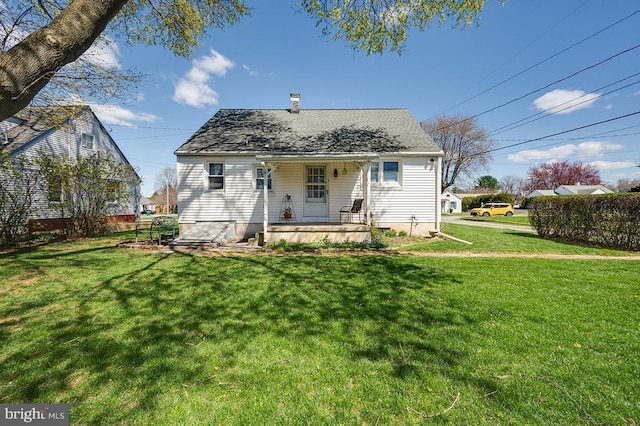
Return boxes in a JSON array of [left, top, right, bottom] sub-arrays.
[[4, 108, 138, 220], [370, 157, 437, 224], [178, 155, 439, 226]]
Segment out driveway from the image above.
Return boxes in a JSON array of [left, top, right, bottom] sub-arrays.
[[441, 213, 537, 233]]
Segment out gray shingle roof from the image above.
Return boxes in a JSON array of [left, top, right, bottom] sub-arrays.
[[175, 108, 442, 155], [1, 105, 89, 154]]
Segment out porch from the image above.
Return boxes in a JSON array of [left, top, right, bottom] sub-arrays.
[[266, 223, 371, 244]]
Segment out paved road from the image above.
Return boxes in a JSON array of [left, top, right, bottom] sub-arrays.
[[441, 213, 537, 233]]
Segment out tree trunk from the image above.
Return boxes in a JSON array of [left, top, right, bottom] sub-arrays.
[[0, 0, 128, 121]]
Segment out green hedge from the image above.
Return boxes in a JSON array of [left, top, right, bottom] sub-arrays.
[[462, 193, 515, 211], [529, 193, 640, 250]]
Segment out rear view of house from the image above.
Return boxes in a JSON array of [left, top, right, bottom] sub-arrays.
[[175, 94, 443, 244]]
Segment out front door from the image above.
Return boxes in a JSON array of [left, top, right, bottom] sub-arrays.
[[304, 165, 329, 220]]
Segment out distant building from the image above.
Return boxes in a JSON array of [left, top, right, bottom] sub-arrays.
[[526, 185, 614, 198]]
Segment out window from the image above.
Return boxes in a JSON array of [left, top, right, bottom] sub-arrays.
[[208, 162, 224, 190], [371, 160, 401, 184], [81, 133, 94, 150], [370, 162, 379, 183], [383, 161, 399, 183], [255, 167, 272, 191]]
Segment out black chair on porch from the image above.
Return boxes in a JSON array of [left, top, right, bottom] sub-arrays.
[[340, 198, 364, 224]]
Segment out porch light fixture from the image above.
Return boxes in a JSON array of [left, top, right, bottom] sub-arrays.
[[342, 162, 348, 175], [333, 168, 338, 178]]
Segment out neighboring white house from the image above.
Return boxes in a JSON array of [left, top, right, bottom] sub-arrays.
[[554, 185, 614, 196], [527, 185, 613, 198], [175, 94, 444, 243], [140, 196, 156, 213], [441, 189, 463, 213], [0, 105, 140, 229], [526, 189, 557, 198]]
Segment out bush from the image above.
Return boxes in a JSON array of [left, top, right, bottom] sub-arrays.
[[462, 193, 515, 211], [529, 193, 640, 250]]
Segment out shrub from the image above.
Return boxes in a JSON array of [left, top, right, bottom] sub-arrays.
[[383, 228, 397, 237], [529, 193, 640, 250]]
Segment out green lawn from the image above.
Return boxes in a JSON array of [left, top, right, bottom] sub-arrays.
[[398, 223, 638, 256], [1, 233, 639, 424]]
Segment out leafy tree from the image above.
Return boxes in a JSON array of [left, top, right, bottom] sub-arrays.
[[0, 154, 44, 247], [0, 0, 497, 121], [525, 160, 601, 191], [36, 151, 139, 237], [476, 175, 499, 190], [421, 113, 495, 192], [154, 167, 177, 214]]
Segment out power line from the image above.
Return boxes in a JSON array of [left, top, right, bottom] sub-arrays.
[[433, 7, 640, 117], [428, 43, 640, 134], [486, 72, 640, 137], [483, 110, 640, 156]]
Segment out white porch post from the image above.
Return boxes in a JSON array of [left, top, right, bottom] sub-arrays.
[[358, 162, 371, 227], [435, 156, 442, 232], [262, 163, 278, 245], [262, 163, 270, 244], [366, 163, 371, 226]]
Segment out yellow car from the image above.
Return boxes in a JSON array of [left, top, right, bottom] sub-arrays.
[[470, 203, 514, 217]]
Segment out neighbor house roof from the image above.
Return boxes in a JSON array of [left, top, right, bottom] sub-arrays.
[[0, 105, 90, 155], [175, 108, 442, 156], [555, 185, 614, 195], [526, 190, 557, 198]]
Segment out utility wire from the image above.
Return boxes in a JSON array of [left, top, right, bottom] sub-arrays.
[[433, 7, 640, 117], [481, 111, 640, 156], [429, 43, 640, 134], [486, 72, 640, 137]]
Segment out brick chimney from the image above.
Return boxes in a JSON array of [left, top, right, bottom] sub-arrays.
[[290, 93, 300, 113]]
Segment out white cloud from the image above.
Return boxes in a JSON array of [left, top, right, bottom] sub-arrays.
[[533, 89, 600, 114], [507, 141, 623, 163], [173, 49, 234, 108], [242, 64, 258, 76], [589, 160, 637, 171], [90, 104, 157, 127], [81, 36, 121, 70]]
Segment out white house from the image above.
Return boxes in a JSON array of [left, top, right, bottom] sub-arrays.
[[441, 189, 463, 213], [0, 105, 140, 230], [554, 185, 613, 196], [526, 189, 557, 198], [527, 185, 613, 198], [175, 94, 443, 244]]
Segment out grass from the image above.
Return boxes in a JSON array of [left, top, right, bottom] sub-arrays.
[[398, 223, 638, 256], [1, 232, 639, 424]]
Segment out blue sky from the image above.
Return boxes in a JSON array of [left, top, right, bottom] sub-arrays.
[[87, 1, 640, 196]]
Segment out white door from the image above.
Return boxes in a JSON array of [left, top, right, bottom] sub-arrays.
[[304, 165, 329, 219]]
